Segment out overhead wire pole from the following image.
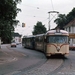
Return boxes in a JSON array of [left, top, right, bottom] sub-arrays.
[[48, 11, 50, 31], [48, 11, 59, 31], [48, 0, 59, 31]]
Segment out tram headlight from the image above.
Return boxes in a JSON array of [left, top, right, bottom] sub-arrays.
[[57, 46, 60, 52]]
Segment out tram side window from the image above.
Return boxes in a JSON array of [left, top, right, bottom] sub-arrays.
[[35, 36, 43, 42], [39, 36, 43, 42], [35, 37, 39, 42]]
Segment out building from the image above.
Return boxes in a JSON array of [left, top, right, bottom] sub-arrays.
[[64, 18, 75, 47], [12, 33, 22, 44]]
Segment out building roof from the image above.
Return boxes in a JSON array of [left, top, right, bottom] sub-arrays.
[[64, 18, 75, 28]]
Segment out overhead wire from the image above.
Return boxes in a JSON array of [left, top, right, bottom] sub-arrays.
[[51, 0, 54, 10], [19, 1, 57, 27], [42, 0, 55, 27]]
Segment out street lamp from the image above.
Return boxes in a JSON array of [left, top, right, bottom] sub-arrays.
[[48, 11, 59, 31]]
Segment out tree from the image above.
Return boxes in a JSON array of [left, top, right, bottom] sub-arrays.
[[54, 14, 67, 29], [54, 8, 75, 29], [32, 21, 47, 35], [66, 8, 75, 24], [0, 0, 21, 43]]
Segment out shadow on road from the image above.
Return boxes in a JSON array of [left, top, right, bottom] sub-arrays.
[[47, 54, 67, 59]]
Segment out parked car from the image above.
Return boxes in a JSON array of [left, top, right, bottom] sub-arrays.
[[11, 42, 17, 47], [69, 44, 75, 50]]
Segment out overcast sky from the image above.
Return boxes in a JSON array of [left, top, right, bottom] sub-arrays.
[[15, 0, 75, 36]]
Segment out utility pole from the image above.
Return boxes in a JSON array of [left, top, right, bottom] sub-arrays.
[[48, 11, 59, 31]]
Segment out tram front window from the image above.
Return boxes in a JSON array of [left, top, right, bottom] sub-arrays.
[[47, 35, 68, 43]]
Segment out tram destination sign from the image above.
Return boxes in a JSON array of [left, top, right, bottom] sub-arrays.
[[55, 32, 62, 35]]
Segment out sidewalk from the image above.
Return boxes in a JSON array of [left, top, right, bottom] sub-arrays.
[[0, 44, 17, 64]]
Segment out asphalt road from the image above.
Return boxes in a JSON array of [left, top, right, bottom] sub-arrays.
[[0, 44, 47, 75], [0, 44, 75, 75]]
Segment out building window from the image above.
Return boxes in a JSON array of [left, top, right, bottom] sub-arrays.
[[66, 28, 67, 31]]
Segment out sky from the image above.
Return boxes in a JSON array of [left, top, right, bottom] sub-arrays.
[[15, 0, 75, 36]]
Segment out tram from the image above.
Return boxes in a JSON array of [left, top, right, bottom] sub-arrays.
[[22, 29, 69, 57], [45, 29, 69, 56]]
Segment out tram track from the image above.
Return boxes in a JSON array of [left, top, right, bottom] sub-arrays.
[[8, 48, 65, 75], [18, 56, 69, 75], [3, 55, 71, 75], [4, 46, 47, 75], [5, 58, 64, 75], [48, 56, 72, 75], [12, 57, 63, 75], [48, 57, 66, 75], [2, 45, 71, 75], [12, 59, 47, 75]]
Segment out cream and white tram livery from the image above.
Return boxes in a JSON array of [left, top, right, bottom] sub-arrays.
[[46, 29, 69, 56]]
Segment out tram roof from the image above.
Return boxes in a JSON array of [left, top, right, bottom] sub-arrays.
[[46, 30, 69, 35], [35, 34, 45, 37], [23, 34, 46, 38], [23, 35, 35, 38]]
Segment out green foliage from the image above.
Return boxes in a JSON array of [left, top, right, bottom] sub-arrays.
[[32, 21, 47, 35], [66, 8, 75, 24], [54, 14, 67, 29], [0, 0, 21, 43], [54, 7, 75, 29]]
